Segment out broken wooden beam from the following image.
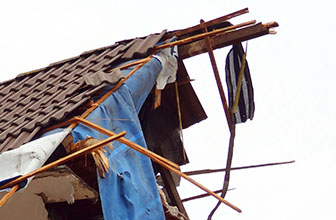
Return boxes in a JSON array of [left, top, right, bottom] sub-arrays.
[[179, 22, 278, 59], [200, 19, 232, 129], [164, 8, 249, 39]]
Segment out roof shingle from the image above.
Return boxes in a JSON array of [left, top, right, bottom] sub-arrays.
[[0, 30, 167, 152]]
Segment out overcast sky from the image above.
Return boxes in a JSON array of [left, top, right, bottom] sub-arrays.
[[1, 1, 335, 219]]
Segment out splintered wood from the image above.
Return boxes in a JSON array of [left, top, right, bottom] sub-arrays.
[[71, 136, 114, 178]]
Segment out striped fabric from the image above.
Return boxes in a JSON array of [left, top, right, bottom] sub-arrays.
[[225, 43, 255, 124]]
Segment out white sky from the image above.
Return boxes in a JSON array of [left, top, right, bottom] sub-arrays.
[[1, 1, 335, 219]]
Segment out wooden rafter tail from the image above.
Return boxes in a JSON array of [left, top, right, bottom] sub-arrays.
[[164, 8, 249, 39], [154, 20, 257, 51], [0, 131, 126, 191], [184, 160, 296, 176], [264, 21, 279, 29], [0, 184, 19, 207], [179, 22, 278, 59], [74, 117, 181, 171]]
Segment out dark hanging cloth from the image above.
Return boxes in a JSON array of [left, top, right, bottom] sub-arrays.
[[225, 43, 255, 124]]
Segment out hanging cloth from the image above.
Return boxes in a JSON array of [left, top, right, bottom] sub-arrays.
[[225, 43, 255, 124]]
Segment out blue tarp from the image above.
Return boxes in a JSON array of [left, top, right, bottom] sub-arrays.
[[72, 58, 165, 220]]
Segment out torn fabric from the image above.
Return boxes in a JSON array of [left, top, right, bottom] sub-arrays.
[[0, 128, 71, 190]]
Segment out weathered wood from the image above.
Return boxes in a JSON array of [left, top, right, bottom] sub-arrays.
[[159, 164, 189, 218], [179, 22, 278, 59], [0, 131, 126, 190], [155, 20, 257, 52], [164, 8, 249, 39], [200, 19, 232, 129]]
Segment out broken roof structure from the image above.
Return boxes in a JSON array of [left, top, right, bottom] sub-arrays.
[[0, 8, 279, 219]]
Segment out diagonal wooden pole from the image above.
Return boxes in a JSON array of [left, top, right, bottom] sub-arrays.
[[74, 117, 241, 213], [0, 131, 126, 191], [0, 184, 19, 207], [200, 19, 238, 219], [74, 117, 180, 170]]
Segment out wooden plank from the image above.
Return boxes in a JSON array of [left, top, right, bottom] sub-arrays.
[[74, 117, 181, 171], [179, 22, 276, 59], [184, 160, 295, 176], [164, 8, 249, 39], [200, 19, 232, 129]]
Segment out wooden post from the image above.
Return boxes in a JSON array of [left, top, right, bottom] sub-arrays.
[[200, 19, 232, 129]]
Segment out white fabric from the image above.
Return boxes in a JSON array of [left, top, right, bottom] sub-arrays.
[[154, 45, 178, 90], [0, 128, 71, 189]]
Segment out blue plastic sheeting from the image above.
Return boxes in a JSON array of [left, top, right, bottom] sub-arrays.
[[72, 58, 165, 220]]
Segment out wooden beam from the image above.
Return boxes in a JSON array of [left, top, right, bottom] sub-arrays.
[[200, 19, 232, 129], [74, 118, 241, 212], [164, 8, 249, 39], [179, 22, 278, 59]]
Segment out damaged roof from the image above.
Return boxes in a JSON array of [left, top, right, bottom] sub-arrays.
[[0, 29, 207, 153]]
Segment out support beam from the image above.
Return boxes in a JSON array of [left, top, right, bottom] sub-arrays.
[[179, 22, 278, 59]]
